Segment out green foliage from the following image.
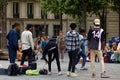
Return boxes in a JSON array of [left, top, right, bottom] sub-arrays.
[[111, 0, 120, 13], [0, 0, 7, 10], [41, 0, 65, 13]]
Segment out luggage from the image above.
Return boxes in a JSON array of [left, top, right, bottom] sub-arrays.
[[104, 55, 108, 63], [8, 63, 19, 76], [39, 63, 48, 75], [19, 66, 29, 75], [26, 69, 39, 75], [29, 62, 37, 70], [39, 69, 48, 75]]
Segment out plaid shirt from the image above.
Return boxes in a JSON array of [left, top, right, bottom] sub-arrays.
[[65, 30, 80, 51]]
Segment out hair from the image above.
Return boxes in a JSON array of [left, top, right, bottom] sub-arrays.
[[70, 23, 76, 30], [26, 24, 33, 30], [13, 23, 20, 28], [79, 29, 85, 34]]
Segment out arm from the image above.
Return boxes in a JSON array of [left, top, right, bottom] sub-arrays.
[[101, 30, 105, 50], [29, 32, 34, 50], [12, 30, 19, 50]]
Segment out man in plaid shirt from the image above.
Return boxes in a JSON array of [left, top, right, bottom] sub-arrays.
[[65, 23, 80, 77]]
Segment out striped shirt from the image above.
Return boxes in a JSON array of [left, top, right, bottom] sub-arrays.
[[65, 30, 80, 51]]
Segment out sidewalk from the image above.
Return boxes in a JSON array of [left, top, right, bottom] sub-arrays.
[[0, 53, 120, 80]]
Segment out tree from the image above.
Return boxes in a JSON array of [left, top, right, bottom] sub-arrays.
[[111, 0, 120, 40], [41, 0, 65, 32], [0, 0, 7, 49], [41, 0, 109, 31]]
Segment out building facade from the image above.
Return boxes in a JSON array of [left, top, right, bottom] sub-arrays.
[[7, 0, 74, 39], [2, 0, 119, 50]]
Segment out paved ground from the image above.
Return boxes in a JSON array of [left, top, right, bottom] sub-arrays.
[[0, 53, 120, 80]]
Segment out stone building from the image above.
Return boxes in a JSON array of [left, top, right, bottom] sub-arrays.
[[0, 0, 119, 49]]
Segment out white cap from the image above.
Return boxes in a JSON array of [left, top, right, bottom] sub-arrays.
[[94, 19, 100, 25]]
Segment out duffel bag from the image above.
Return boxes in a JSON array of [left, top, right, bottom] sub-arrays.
[[25, 69, 39, 75]]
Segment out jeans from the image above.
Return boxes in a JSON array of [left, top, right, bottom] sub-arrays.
[[68, 49, 78, 72], [8, 46, 17, 63], [107, 52, 113, 63], [75, 51, 87, 68]]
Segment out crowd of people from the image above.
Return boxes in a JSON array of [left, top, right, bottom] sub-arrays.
[[7, 18, 120, 78]]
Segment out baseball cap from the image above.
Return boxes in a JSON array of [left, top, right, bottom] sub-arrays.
[[94, 19, 100, 25]]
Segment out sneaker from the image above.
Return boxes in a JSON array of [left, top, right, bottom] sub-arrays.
[[70, 72, 77, 77], [48, 72, 52, 75], [101, 71, 109, 78], [80, 67, 88, 70], [92, 73, 96, 78], [67, 71, 71, 76], [58, 71, 62, 76]]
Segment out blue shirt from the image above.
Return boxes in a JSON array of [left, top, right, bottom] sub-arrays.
[[6, 29, 19, 50]]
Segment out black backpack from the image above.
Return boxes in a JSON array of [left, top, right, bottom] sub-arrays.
[[8, 63, 19, 76]]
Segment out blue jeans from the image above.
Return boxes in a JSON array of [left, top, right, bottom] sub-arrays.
[[75, 51, 87, 68], [107, 52, 113, 63], [8, 46, 17, 63]]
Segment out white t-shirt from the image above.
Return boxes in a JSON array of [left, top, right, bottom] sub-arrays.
[[21, 30, 34, 50]]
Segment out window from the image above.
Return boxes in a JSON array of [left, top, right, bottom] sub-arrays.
[[34, 25, 48, 37], [41, 10, 47, 19], [54, 13, 60, 19], [13, 2, 19, 18], [53, 25, 60, 36], [27, 3, 34, 19]]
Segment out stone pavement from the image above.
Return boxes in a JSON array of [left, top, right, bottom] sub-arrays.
[[0, 53, 120, 80]]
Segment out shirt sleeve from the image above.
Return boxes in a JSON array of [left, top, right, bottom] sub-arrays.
[[29, 32, 34, 50], [12, 30, 19, 50]]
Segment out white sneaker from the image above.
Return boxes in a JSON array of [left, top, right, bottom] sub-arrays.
[[67, 71, 71, 76], [48, 72, 52, 75], [70, 72, 77, 77], [58, 71, 62, 76], [80, 67, 88, 70]]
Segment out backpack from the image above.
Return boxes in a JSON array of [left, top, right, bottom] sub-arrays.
[[8, 63, 19, 76], [117, 56, 120, 62]]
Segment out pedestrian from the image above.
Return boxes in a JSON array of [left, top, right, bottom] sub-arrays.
[[65, 23, 80, 77], [75, 29, 88, 70], [57, 30, 66, 62], [87, 18, 109, 78], [43, 39, 62, 75], [20, 24, 34, 67], [6, 23, 21, 63], [40, 37, 47, 60]]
